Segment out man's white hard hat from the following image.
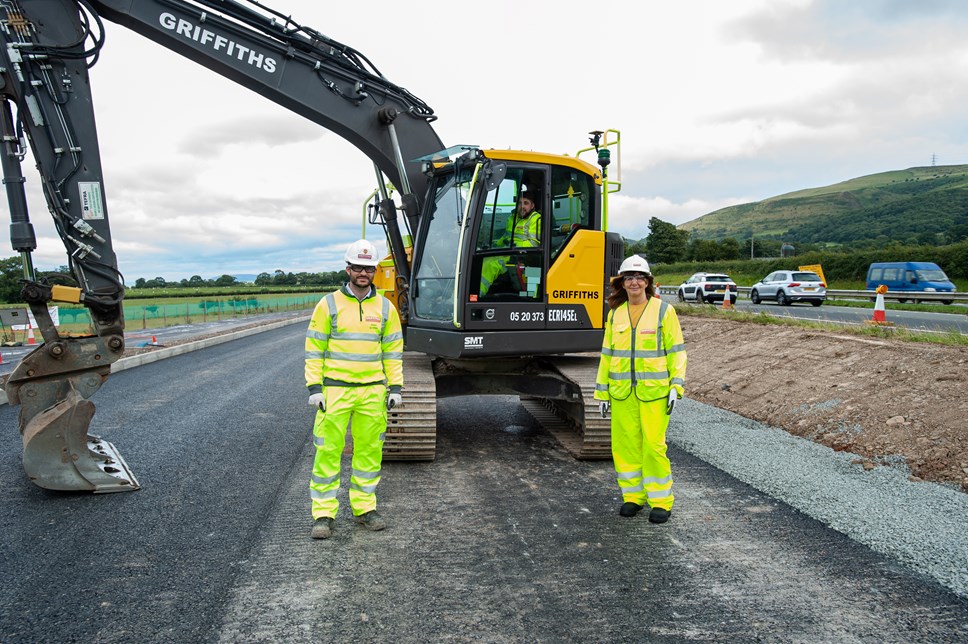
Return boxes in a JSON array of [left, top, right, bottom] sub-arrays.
[[344, 239, 381, 267], [618, 255, 651, 275]]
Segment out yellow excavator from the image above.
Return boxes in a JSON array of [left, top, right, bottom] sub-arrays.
[[0, 0, 625, 493]]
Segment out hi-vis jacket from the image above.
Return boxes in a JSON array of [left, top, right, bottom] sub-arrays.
[[497, 211, 541, 249], [305, 284, 404, 395], [594, 297, 686, 402]]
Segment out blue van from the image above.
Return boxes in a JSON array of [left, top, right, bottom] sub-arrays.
[[866, 262, 956, 304]]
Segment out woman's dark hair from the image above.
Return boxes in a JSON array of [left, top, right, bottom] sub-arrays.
[[607, 274, 656, 309]]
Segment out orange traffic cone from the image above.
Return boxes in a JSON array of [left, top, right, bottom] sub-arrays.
[[722, 287, 733, 310], [27, 326, 36, 344], [867, 285, 893, 326]]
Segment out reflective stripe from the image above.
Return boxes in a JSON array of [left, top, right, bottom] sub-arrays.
[[595, 383, 608, 392], [616, 469, 642, 480], [383, 331, 404, 343], [305, 350, 325, 360], [634, 370, 670, 380], [325, 351, 383, 363], [667, 343, 685, 353], [333, 331, 381, 342], [353, 468, 381, 479], [648, 487, 673, 499], [383, 351, 404, 361], [379, 432, 386, 441], [312, 473, 339, 486], [620, 482, 644, 493], [313, 435, 325, 448], [642, 474, 672, 486], [306, 329, 327, 341], [671, 378, 685, 387], [350, 481, 379, 494], [604, 347, 633, 358], [310, 488, 338, 500]]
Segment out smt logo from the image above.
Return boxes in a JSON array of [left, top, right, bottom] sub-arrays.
[[464, 336, 484, 349]]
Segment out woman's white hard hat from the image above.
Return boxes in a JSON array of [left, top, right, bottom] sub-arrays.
[[618, 255, 651, 275]]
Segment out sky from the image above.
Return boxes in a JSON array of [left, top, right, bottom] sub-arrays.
[[6, 0, 968, 281]]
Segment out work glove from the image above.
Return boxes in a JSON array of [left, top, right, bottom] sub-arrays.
[[386, 393, 403, 410], [599, 401, 610, 418], [308, 393, 326, 411], [666, 389, 680, 415]]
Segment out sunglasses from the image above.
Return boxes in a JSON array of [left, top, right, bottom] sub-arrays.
[[348, 264, 377, 273]]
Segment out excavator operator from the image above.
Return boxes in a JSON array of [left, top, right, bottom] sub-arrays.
[[305, 239, 404, 539], [479, 190, 542, 296]]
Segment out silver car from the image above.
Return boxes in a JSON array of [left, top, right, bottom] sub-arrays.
[[750, 270, 826, 307]]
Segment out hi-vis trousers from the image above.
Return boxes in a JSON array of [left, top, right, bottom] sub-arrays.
[[310, 384, 386, 520], [610, 394, 674, 510]]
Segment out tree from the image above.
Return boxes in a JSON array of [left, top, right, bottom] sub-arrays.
[[0, 256, 23, 303], [134, 277, 147, 288], [255, 272, 273, 286], [214, 274, 237, 286], [644, 217, 689, 263]]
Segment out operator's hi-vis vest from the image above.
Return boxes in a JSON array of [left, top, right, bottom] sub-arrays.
[[304, 284, 404, 394], [594, 297, 686, 402], [499, 211, 541, 248]]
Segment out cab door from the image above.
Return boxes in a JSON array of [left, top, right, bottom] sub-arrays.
[[464, 164, 548, 331]]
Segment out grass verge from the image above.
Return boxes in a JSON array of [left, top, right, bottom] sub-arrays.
[[677, 302, 968, 347]]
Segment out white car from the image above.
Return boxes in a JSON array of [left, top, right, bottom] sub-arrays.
[[750, 270, 826, 306], [676, 272, 738, 304]]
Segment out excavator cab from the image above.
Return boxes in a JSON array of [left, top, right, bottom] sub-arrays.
[[405, 148, 624, 359]]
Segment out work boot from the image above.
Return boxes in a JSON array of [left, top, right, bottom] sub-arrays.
[[619, 502, 643, 517], [311, 517, 335, 539], [354, 510, 387, 531], [648, 507, 672, 524]]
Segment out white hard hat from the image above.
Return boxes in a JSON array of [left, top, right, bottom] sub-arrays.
[[618, 255, 651, 275], [344, 239, 380, 267]]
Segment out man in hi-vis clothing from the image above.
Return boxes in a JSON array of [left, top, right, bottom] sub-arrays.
[[305, 239, 404, 540], [595, 255, 686, 524]]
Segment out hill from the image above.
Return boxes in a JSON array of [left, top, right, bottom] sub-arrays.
[[679, 164, 968, 246]]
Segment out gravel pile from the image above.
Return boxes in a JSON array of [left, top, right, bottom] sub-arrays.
[[672, 397, 968, 599]]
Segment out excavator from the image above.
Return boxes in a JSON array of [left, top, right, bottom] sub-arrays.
[[0, 0, 625, 493]]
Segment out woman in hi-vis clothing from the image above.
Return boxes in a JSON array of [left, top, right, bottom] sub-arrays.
[[594, 255, 687, 524]]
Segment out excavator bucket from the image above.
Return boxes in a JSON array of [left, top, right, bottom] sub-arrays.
[[21, 391, 139, 492], [4, 334, 139, 493]]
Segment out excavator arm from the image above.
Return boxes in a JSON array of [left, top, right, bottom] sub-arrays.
[[0, 0, 444, 492]]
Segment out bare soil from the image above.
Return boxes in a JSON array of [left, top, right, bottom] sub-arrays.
[[680, 315, 968, 492]]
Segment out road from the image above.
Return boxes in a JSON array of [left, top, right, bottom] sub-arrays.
[[2, 324, 967, 642], [700, 299, 968, 334]]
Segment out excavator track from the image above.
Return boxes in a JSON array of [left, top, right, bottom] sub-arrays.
[[520, 355, 612, 460], [383, 352, 437, 460]]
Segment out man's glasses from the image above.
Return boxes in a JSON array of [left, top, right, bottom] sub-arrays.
[[348, 264, 377, 273], [623, 273, 648, 282]]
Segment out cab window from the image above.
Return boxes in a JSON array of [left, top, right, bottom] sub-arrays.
[[550, 166, 593, 258], [471, 167, 546, 300]]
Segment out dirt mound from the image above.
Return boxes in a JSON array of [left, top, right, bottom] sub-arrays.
[[681, 316, 968, 492]]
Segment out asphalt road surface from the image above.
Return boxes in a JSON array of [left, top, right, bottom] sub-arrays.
[[2, 325, 967, 642], [725, 300, 968, 334]]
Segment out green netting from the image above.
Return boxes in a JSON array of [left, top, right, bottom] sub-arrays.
[[54, 294, 325, 329]]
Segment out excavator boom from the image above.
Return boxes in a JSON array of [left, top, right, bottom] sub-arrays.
[[0, 0, 443, 492]]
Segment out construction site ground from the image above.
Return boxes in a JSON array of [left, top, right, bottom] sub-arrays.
[[680, 314, 968, 493]]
